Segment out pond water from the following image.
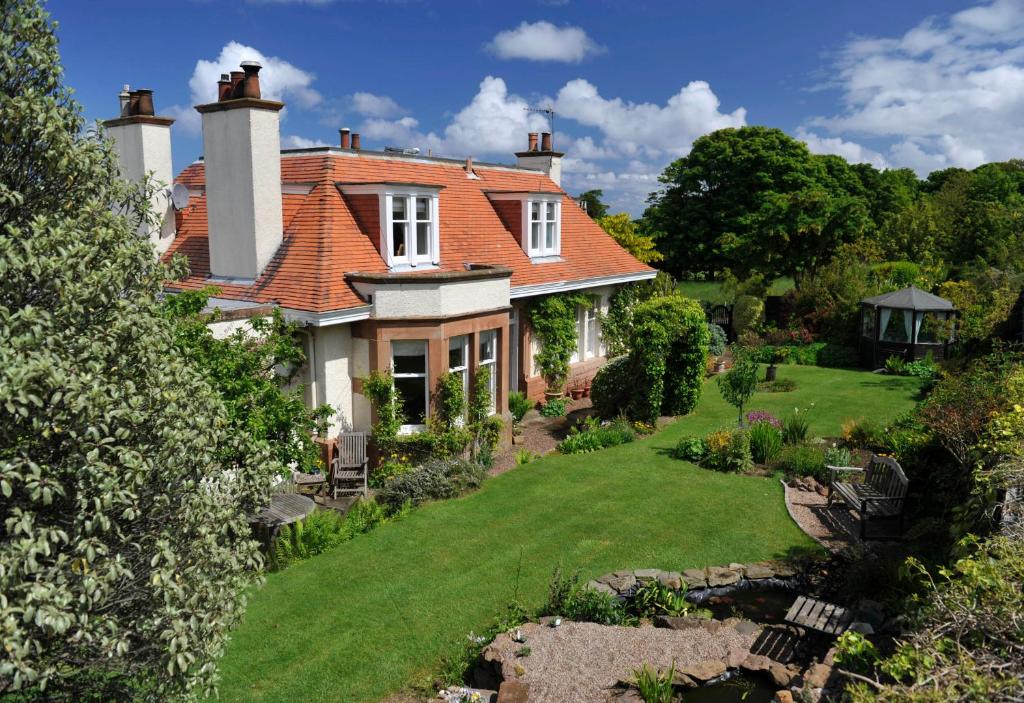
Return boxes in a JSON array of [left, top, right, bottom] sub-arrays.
[[680, 672, 777, 703], [702, 587, 795, 623]]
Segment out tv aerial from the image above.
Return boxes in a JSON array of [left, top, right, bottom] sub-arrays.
[[525, 106, 555, 137], [170, 183, 191, 210]]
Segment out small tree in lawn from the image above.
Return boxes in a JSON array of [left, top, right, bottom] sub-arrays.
[[718, 351, 759, 426]]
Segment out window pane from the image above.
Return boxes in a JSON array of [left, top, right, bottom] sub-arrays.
[[545, 222, 555, 249], [392, 340, 426, 374], [392, 196, 407, 220], [416, 197, 430, 220], [576, 309, 585, 358], [546, 202, 556, 220], [416, 222, 430, 257], [479, 330, 496, 363], [531, 201, 540, 220], [587, 310, 598, 356], [392, 222, 406, 257], [531, 222, 540, 250], [395, 377, 427, 426], [448, 335, 467, 370]]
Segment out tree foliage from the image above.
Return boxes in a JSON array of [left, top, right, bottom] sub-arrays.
[[0, 1, 271, 698], [597, 212, 663, 263], [717, 351, 759, 426], [576, 189, 608, 220]]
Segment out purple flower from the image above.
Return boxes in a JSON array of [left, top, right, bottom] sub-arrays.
[[746, 410, 781, 428]]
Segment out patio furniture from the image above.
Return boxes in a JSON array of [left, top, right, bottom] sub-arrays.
[[291, 471, 327, 495], [827, 454, 908, 540], [859, 285, 957, 369], [330, 431, 368, 499]]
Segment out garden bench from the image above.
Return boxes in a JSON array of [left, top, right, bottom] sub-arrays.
[[827, 453, 908, 540], [330, 431, 368, 500]]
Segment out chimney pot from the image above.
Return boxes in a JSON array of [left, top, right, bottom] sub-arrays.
[[527, 132, 539, 151], [541, 132, 552, 151], [217, 73, 232, 101], [465, 156, 474, 172], [229, 71, 245, 99], [119, 84, 131, 116], [127, 90, 141, 116], [339, 127, 351, 149], [135, 89, 155, 116], [351, 132, 361, 150], [239, 60, 262, 100]]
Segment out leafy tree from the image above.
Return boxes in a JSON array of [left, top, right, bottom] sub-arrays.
[[576, 189, 608, 220], [646, 126, 869, 284], [717, 352, 759, 426], [162, 289, 333, 473], [1, 2, 272, 698], [597, 212, 663, 263]]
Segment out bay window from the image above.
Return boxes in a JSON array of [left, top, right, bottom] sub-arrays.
[[448, 335, 469, 423], [392, 340, 428, 433], [478, 329, 498, 415]]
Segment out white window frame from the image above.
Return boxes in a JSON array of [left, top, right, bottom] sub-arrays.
[[478, 329, 498, 416], [486, 192, 561, 259], [339, 184, 441, 270], [448, 335, 469, 425], [392, 340, 429, 434], [571, 299, 602, 364]]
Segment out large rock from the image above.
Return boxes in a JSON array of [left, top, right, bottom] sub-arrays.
[[774, 691, 794, 703], [606, 689, 645, 703], [767, 561, 798, 578], [706, 566, 742, 587], [769, 661, 801, 687], [496, 681, 530, 703], [733, 619, 760, 636], [598, 570, 637, 593], [741, 654, 773, 672], [658, 571, 683, 590], [586, 580, 617, 596], [804, 662, 834, 688], [679, 659, 727, 682], [634, 568, 661, 582], [671, 670, 698, 688], [727, 647, 749, 668], [682, 568, 708, 588], [743, 562, 775, 580]]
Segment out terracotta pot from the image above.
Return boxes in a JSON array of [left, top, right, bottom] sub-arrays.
[[544, 390, 564, 402], [569, 388, 584, 400], [715, 360, 726, 373], [582, 386, 591, 398], [765, 364, 778, 382]]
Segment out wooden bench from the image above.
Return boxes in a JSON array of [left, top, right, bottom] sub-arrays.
[[827, 453, 908, 540]]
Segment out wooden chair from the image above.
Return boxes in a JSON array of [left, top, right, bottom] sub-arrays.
[[330, 431, 368, 500], [827, 453, 908, 540]]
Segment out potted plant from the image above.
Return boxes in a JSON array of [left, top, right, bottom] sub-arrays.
[[582, 379, 592, 397], [569, 385, 585, 400], [765, 348, 786, 382]]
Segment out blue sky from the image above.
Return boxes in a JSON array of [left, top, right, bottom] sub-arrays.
[[51, 0, 1024, 214]]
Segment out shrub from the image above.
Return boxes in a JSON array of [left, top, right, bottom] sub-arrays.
[[273, 500, 395, 570], [540, 398, 567, 417], [903, 354, 939, 379], [631, 663, 676, 703], [630, 581, 700, 618], [885, 355, 906, 375], [704, 428, 752, 472], [824, 445, 854, 468], [508, 391, 533, 424], [557, 417, 635, 454], [541, 567, 627, 625], [758, 377, 798, 392], [591, 355, 632, 418], [842, 417, 884, 449], [370, 459, 414, 488], [782, 408, 810, 444], [746, 410, 781, 427], [707, 322, 728, 356], [749, 421, 783, 464], [376, 457, 486, 513], [671, 436, 707, 462], [717, 352, 759, 425], [515, 449, 539, 465], [747, 342, 857, 368], [776, 444, 826, 481], [530, 292, 593, 392]]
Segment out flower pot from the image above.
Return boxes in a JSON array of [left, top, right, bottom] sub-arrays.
[[569, 388, 584, 400], [715, 360, 726, 373], [544, 390, 564, 402], [582, 386, 591, 398], [765, 364, 778, 382]]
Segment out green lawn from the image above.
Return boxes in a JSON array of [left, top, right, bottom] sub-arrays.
[[676, 277, 795, 303], [217, 366, 923, 703]]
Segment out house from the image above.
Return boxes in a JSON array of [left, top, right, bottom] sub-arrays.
[[103, 62, 655, 438]]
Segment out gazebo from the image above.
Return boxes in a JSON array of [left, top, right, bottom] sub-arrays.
[[859, 286, 957, 369]]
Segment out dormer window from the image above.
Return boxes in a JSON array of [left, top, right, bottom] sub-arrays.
[[338, 182, 442, 270], [485, 191, 562, 260]]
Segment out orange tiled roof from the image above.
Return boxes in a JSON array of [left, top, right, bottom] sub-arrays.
[[165, 151, 653, 314]]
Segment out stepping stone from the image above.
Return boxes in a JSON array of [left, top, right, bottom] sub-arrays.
[[679, 659, 727, 682]]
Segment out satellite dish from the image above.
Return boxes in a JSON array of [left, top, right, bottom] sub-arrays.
[[170, 183, 191, 210]]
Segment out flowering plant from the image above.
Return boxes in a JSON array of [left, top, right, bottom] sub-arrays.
[[746, 410, 781, 428]]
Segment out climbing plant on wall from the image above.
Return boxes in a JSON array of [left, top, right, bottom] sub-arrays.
[[529, 291, 593, 392]]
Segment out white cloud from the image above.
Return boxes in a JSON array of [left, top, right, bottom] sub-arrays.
[[281, 135, 329, 149], [350, 92, 404, 118], [795, 129, 888, 169], [809, 0, 1024, 173], [486, 21, 605, 63], [555, 78, 746, 157], [168, 41, 322, 135]]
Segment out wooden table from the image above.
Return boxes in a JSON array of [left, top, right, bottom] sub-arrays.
[[251, 492, 317, 529], [784, 595, 853, 635]]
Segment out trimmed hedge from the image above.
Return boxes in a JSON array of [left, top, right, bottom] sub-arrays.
[[749, 342, 858, 368]]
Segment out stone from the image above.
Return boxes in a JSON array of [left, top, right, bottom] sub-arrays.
[[774, 691, 795, 703], [658, 571, 683, 589], [586, 580, 617, 596], [513, 664, 526, 677], [634, 568, 661, 582], [682, 568, 708, 588], [599, 571, 637, 593], [679, 659, 728, 682], [848, 621, 875, 635], [671, 670, 698, 688], [856, 599, 886, 628], [706, 566, 742, 587], [743, 562, 775, 580], [741, 654, 773, 672], [816, 485, 829, 497], [805, 662, 834, 688], [734, 619, 760, 636], [496, 681, 530, 703], [769, 661, 800, 687], [700, 619, 723, 634], [766, 561, 798, 578], [606, 689, 645, 703], [653, 615, 704, 630], [727, 648, 749, 668]]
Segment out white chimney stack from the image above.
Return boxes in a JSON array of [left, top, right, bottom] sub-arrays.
[[195, 61, 284, 281], [515, 131, 564, 186], [103, 86, 176, 254]]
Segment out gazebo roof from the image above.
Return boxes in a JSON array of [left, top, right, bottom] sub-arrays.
[[862, 285, 955, 312]]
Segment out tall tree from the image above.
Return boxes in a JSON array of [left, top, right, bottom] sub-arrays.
[[576, 189, 608, 220], [597, 212, 663, 263], [0, 2, 272, 698], [645, 126, 869, 284]]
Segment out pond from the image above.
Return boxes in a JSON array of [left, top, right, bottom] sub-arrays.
[[700, 586, 796, 624], [680, 672, 777, 703]]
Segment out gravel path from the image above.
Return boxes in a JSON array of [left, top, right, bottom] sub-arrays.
[[782, 480, 860, 552], [485, 621, 759, 703]]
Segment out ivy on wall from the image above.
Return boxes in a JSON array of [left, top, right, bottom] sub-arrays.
[[529, 292, 593, 391]]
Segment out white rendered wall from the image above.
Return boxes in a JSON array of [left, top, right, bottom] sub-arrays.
[[355, 277, 510, 319], [107, 121, 175, 254], [202, 107, 283, 280], [311, 324, 356, 434], [351, 337, 371, 432], [515, 154, 562, 186], [207, 317, 254, 339]]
